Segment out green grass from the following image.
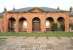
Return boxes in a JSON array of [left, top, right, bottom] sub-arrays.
[[0, 16, 3, 18], [0, 32, 73, 37]]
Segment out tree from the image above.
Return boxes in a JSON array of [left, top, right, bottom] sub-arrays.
[[51, 23, 58, 31]]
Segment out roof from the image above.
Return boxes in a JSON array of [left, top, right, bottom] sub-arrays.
[[10, 7, 65, 12], [0, 7, 72, 17]]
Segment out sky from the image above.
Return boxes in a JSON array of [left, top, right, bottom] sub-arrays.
[[0, 0, 73, 12]]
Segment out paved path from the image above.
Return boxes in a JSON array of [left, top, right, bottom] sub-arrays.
[[0, 36, 73, 50]]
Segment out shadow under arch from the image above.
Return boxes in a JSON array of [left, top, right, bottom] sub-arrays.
[[19, 17, 27, 32], [57, 17, 65, 31], [8, 17, 16, 32], [45, 17, 54, 31], [32, 17, 41, 32]]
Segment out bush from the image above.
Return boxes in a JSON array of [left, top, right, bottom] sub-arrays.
[[51, 23, 58, 31]]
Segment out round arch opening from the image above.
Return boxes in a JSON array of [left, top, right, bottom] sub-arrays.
[[8, 17, 16, 32], [32, 17, 41, 32], [57, 17, 65, 31], [45, 17, 54, 31], [19, 17, 27, 32]]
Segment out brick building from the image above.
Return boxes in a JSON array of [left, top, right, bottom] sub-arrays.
[[0, 7, 73, 32]]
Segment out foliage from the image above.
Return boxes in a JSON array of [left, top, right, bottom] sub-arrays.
[[0, 16, 3, 18], [51, 23, 64, 31], [51, 23, 58, 31]]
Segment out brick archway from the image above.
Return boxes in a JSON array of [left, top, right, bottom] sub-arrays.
[[57, 17, 65, 31], [45, 17, 54, 31], [8, 17, 16, 32], [19, 17, 27, 32], [32, 17, 41, 32]]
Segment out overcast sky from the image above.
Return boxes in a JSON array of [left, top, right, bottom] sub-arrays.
[[0, 0, 73, 12]]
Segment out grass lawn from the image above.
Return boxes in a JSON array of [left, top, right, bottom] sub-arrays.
[[0, 32, 73, 37]]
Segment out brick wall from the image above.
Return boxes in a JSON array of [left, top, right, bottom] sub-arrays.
[[3, 11, 70, 32]]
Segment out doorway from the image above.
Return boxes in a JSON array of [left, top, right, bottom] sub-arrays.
[[32, 17, 40, 32]]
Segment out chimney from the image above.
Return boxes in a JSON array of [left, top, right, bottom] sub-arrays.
[[4, 8, 7, 12], [70, 7, 72, 12], [13, 7, 15, 11], [57, 7, 60, 10]]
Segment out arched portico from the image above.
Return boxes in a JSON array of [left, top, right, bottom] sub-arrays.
[[19, 17, 27, 32], [57, 17, 65, 31], [8, 17, 16, 32], [32, 17, 40, 32], [45, 17, 54, 31]]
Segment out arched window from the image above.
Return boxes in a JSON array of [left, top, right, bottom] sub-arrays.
[[57, 17, 65, 31], [32, 17, 40, 32], [8, 17, 16, 32], [45, 17, 54, 31], [19, 17, 27, 32]]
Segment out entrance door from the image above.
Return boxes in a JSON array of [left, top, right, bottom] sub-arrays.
[[8, 17, 16, 32], [32, 17, 40, 32]]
